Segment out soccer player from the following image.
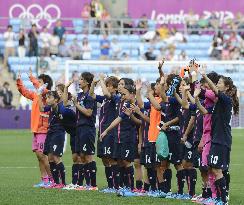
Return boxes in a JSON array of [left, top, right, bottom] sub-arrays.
[[89, 74, 119, 192], [196, 68, 239, 205], [100, 84, 141, 192], [16, 69, 53, 187], [38, 91, 67, 188], [54, 83, 81, 190], [74, 72, 98, 190]]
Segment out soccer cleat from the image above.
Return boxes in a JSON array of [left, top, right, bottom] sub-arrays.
[[147, 190, 167, 198], [63, 184, 79, 190], [87, 186, 98, 191], [100, 188, 116, 193], [191, 194, 202, 202], [175, 193, 192, 200], [44, 183, 65, 189], [33, 181, 45, 188], [75, 185, 86, 191]]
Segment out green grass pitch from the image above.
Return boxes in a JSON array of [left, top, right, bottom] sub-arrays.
[[0, 129, 243, 205]]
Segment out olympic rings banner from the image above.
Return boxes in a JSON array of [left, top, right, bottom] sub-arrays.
[[0, 0, 90, 29], [128, 0, 244, 25]]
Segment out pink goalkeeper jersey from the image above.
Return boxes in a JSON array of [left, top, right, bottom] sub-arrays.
[[203, 89, 216, 141]]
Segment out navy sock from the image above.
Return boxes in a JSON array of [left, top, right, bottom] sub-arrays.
[[56, 162, 66, 185], [163, 169, 172, 193], [88, 161, 97, 187], [186, 169, 197, 196], [144, 182, 150, 191], [84, 163, 90, 186], [136, 180, 143, 190], [125, 166, 134, 190], [215, 177, 228, 203], [158, 182, 164, 192], [77, 164, 84, 186], [111, 165, 119, 189], [176, 169, 186, 195], [72, 164, 79, 185], [105, 166, 113, 188], [147, 167, 157, 191], [223, 170, 230, 194], [49, 162, 59, 184], [119, 167, 125, 187]]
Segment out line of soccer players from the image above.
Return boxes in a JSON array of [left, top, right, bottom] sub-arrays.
[[17, 60, 238, 205]]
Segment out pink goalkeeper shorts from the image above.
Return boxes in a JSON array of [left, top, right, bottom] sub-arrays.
[[32, 133, 47, 153], [201, 133, 211, 167]]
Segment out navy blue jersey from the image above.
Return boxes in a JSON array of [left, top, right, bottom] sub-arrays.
[[45, 102, 76, 134], [76, 91, 97, 127], [161, 97, 181, 143], [114, 101, 137, 143], [193, 109, 203, 144], [141, 108, 150, 147], [96, 95, 117, 135], [179, 104, 195, 144], [44, 103, 65, 133], [211, 91, 232, 149]]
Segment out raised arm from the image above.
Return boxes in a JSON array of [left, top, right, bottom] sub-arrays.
[[73, 95, 93, 117], [174, 91, 183, 105], [63, 80, 73, 106], [38, 93, 44, 112], [200, 65, 218, 94], [194, 87, 208, 115], [28, 67, 40, 89], [182, 85, 190, 109], [89, 78, 98, 99], [131, 104, 150, 123], [159, 76, 167, 102], [148, 89, 161, 111], [99, 74, 111, 98], [135, 79, 144, 108], [16, 71, 35, 101]]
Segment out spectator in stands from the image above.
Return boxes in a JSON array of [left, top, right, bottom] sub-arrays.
[[68, 38, 82, 60], [53, 19, 66, 40], [100, 34, 110, 60], [144, 47, 156, 60], [101, 8, 111, 34], [58, 38, 69, 57], [28, 24, 39, 57], [166, 45, 176, 61], [230, 47, 241, 60], [18, 29, 26, 58], [185, 10, 199, 34], [40, 26, 51, 56], [111, 38, 121, 60], [209, 32, 223, 60], [81, 37, 92, 60], [81, 3, 91, 19], [0, 82, 13, 109], [3, 25, 16, 68], [94, 0, 104, 19], [49, 31, 60, 56], [81, 3, 91, 34], [119, 12, 133, 34], [156, 24, 169, 40], [137, 14, 148, 34], [68, 70, 80, 95], [157, 46, 166, 61]]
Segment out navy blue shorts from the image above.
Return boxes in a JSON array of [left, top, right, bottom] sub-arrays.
[[168, 143, 183, 165], [208, 143, 230, 171], [44, 131, 65, 157], [112, 142, 135, 162], [140, 142, 160, 168], [97, 135, 114, 158], [182, 145, 194, 164], [76, 126, 96, 155]]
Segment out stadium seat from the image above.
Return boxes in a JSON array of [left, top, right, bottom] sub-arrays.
[[66, 34, 77, 42], [148, 20, 156, 31], [77, 34, 87, 41], [72, 19, 84, 33], [88, 35, 98, 41], [9, 18, 21, 33]]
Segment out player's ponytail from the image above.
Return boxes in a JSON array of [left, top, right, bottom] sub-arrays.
[[222, 76, 239, 115]]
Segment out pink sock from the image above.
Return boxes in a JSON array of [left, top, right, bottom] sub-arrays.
[[208, 173, 217, 198], [42, 176, 49, 183]]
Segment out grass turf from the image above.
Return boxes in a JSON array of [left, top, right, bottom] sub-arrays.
[[0, 129, 243, 205]]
